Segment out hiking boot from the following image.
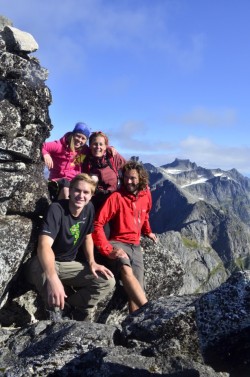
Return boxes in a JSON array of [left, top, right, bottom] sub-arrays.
[[71, 308, 90, 321]]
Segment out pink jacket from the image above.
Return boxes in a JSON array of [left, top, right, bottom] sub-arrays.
[[42, 133, 90, 181]]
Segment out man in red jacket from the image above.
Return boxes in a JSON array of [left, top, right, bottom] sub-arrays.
[[93, 160, 157, 313]]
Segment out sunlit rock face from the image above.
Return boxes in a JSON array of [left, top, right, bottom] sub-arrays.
[[0, 18, 51, 306]]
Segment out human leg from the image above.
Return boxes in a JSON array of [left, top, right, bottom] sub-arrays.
[[58, 261, 115, 317], [120, 264, 147, 312], [57, 178, 70, 200], [109, 242, 147, 312], [25, 256, 64, 319], [26, 255, 59, 304], [58, 186, 69, 200], [129, 245, 145, 290]]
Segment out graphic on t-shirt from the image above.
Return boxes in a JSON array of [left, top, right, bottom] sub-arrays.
[[70, 223, 81, 245]]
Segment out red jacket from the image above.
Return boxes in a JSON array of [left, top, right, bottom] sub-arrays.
[[93, 187, 152, 257], [42, 133, 90, 181]]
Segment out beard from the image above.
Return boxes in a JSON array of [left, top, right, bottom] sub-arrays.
[[125, 183, 139, 194]]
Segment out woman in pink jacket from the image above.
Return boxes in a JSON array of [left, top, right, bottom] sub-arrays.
[[42, 122, 91, 200]]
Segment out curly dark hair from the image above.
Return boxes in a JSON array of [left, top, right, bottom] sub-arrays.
[[122, 160, 149, 191]]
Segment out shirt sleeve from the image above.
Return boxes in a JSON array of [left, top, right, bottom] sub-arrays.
[[41, 140, 60, 157], [141, 189, 153, 235], [92, 194, 118, 256], [39, 203, 62, 240]]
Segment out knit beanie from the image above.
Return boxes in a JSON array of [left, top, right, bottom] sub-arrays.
[[72, 122, 91, 139]]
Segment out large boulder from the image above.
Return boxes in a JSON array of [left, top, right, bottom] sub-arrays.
[[195, 270, 250, 374], [0, 23, 51, 310]]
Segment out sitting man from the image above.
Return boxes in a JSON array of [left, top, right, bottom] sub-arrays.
[[27, 173, 115, 321], [92, 160, 157, 313]]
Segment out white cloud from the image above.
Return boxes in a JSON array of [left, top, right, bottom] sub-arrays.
[[116, 134, 250, 177], [2, 0, 205, 73], [179, 136, 250, 174], [167, 107, 237, 127]]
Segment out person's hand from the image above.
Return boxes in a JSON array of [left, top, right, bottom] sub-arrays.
[[147, 233, 158, 243], [108, 247, 129, 260], [43, 154, 53, 169], [109, 146, 117, 156], [46, 274, 67, 310], [89, 261, 114, 279]]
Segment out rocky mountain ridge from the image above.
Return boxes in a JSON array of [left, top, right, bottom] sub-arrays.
[[147, 158, 250, 226], [145, 158, 250, 273]]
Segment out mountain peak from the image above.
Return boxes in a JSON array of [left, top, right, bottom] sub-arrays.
[[161, 158, 197, 172]]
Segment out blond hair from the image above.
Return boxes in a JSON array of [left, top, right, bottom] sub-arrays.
[[70, 173, 97, 195]]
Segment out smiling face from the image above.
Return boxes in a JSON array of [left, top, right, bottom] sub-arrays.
[[69, 180, 93, 214], [123, 169, 140, 195], [72, 133, 88, 150], [90, 135, 107, 158]]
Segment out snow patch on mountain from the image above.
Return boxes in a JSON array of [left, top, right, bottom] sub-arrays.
[[182, 177, 208, 188]]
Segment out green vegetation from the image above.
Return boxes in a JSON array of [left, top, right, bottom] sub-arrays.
[[194, 262, 225, 294], [234, 256, 246, 271], [181, 237, 199, 249], [208, 262, 224, 277]]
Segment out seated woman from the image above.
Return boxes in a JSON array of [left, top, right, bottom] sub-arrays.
[[42, 122, 90, 200], [82, 131, 126, 211]]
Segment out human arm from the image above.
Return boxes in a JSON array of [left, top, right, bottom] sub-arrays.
[[92, 194, 118, 257], [43, 154, 54, 169], [108, 245, 129, 260], [82, 233, 114, 278], [141, 189, 157, 241], [37, 234, 67, 309], [146, 232, 158, 243], [107, 146, 117, 156], [41, 140, 61, 169]]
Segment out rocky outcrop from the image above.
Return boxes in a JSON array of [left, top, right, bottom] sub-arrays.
[[195, 270, 250, 374], [0, 19, 51, 307], [0, 271, 249, 376], [0, 18, 249, 376]]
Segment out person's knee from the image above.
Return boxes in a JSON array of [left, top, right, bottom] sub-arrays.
[[120, 264, 134, 278], [58, 187, 69, 200], [96, 273, 116, 291], [107, 276, 116, 291]]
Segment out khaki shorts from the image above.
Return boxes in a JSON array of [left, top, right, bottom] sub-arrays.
[[96, 241, 144, 289]]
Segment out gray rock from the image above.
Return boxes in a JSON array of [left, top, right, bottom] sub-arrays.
[[3, 26, 38, 53], [195, 270, 250, 373], [0, 216, 32, 302]]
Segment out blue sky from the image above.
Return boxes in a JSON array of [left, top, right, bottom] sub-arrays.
[[2, 0, 250, 176]]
